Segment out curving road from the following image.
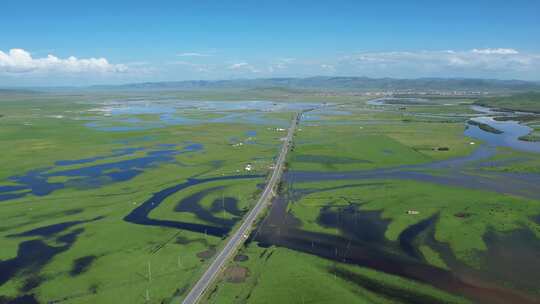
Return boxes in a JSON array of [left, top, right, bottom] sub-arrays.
[[180, 112, 302, 304]]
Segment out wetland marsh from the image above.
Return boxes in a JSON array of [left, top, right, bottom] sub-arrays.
[[1, 92, 540, 304], [204, 96, 540, 304], [0, 92, 299, 303]]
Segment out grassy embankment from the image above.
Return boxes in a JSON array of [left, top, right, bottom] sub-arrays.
[[203, 245, 470, 304]]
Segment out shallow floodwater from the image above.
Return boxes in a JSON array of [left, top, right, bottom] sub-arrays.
[[369, 98, 540, 153], [465, 116, 540, 153], [286, 143, 540, 200], [85, 99, 320, 131], [251, 186, 539, 304], [367, 97, 433, 106], [470, 105, 503, 115], [249, 139, 540, 301], [124, 174, 262, 237], [248, 99, 540, 303], [0, 143, 203, 201]]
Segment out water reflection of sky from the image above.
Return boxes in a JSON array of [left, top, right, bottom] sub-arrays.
[[466, 117, 540, 153], [366, 97, 431, 106], [364, 98, 540, 154], [85, 100, 319, 131]]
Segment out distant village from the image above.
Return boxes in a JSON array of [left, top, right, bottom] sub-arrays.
[[310, 90, 491, 98]]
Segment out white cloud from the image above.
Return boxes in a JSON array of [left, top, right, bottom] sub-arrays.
[[125, 61, 150, 67], [170, 60, 212, 72], [228, 62, 259, 73], [177, 52, 212, 57], [171, 60, 196, 66], [4, 47, 538, 84], [471, 48, 519, 55], [228, 62, 248, 69], [166, 49, 540, 80], [0, 48, 127, 74], [277, 58, 296, 64], [340, 48, 539, 75], [268, 58, 296, 71], [320, 64, 335, 71]]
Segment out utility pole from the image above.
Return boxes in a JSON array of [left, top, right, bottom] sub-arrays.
[[147, 261, 152, 282]]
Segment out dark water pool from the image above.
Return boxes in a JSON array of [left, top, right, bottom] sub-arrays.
[[250, 183, 539, 304], [249, 138, 540, 303], [0, 143, 203, 202], [0, 229, 85, 298], [367, 97, 434, 106], [124, 174, 262, 237], [287, 167, 540, 200]]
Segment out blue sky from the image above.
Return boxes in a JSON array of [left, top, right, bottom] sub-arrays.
[[1, 0, 540, 86]]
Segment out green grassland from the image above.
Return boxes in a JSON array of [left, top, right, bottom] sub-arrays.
[[475, 92, 540, 113], [2, 90, 540, 304], [206, 95, 540, 304], [204, 245, 470, 304], [0, 95, 286, 180], [291, 108, 476, 172], [477, 147, 540, 174], [457, 92, 540, 142], [288, 179, 540, 265], [0, 93, 294, 303], [150, 179, 262, 225], [288, 97, 540, 274], [162, 88, 373, 104], [518, 118, 540, 142]]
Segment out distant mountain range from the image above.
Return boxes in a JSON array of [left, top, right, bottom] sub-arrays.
[[2, 77, 540, 94], [0, 88, 39, 94], [89, 77, 540, 92]]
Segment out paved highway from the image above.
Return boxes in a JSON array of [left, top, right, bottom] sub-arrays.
[[180, 112, 302, 304]]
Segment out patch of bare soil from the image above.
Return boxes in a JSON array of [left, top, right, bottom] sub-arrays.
[[224, 266, 249, 283], [196, 247, 216, 260], [234, 254, 249, 262]]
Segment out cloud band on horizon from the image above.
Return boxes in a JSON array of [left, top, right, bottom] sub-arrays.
[[0, 49, 127, 74], [1, 48, 540, 85]]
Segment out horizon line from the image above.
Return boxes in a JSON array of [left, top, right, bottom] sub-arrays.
[[2, 75, 540, 90]]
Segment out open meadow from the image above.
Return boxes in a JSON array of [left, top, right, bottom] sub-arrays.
[[0, 91, 302, 303], [204, 95, 540, 304], [1, 91, 540, 304]]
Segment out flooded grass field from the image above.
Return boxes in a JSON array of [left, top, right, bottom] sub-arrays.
[[0, 92, 302, 303], [1, 92, 540, 303], [205, 97, 540, 304]]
